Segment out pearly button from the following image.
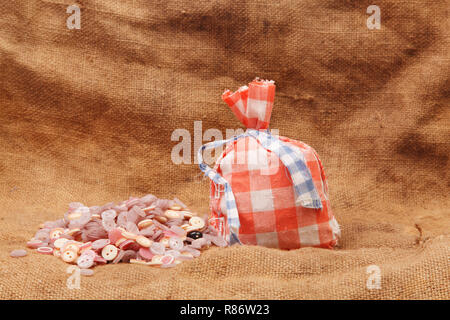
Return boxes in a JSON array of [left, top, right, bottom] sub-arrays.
[[121, 231, 138, 240], [10, 249, 27, 258], [65, 228, 81, 237], [61, 249, 78, 263], [188, 217, 205, 230], [115, 237, 127, 247], [164, 210, 183, 220], [49, 228, 64, 240], [37, 246, 53, 255], [150, 255, 163, 264], [101, 209, 117, 221], [119, 239, 135, 250], [101, 244, 118, 261], [168, 237, 184, 250], [160, 237, 170, 248], [161, 254, 175, 265], [53, 238, 69, 249], [137, 219, 153, 229], [81, 249, 96, 259], [27, 239, 44, 249], [150, 242, 165, 256], [80, 242, 92, 253], [136, 235, 152, 248], [102, 218, 116, 232], [181, 211, 194, 219], [155, 216, 167, 223], [63, 242, 80, 254], [77, 253, 95, 269], [91, 239, 110, 250], [67, 212, 82, 221], [165, 250, 180, 258]]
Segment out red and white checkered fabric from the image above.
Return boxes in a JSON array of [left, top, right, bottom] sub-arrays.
[[209, 79, 340, 249], [222, 79, 275, 130]]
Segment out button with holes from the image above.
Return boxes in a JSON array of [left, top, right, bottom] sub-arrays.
[[61, 249, 78, 263], [101, 244, 118, 261]]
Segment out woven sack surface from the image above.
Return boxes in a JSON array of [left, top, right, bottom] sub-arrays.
[[0, 0, 448, 299]]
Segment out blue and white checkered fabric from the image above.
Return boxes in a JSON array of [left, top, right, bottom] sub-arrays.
[[198, 129, 322, 244]]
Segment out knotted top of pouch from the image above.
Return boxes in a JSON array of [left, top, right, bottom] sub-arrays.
[[222, 78, 275, 130]]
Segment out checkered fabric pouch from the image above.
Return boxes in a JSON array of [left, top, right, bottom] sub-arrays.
[[198, 79, 340, 249]]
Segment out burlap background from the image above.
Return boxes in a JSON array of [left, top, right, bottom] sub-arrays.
[[0, 0, 448, 299]]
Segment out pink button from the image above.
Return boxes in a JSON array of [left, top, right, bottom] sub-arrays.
[[102, 219, 116, 232], [26, 239, 44, 249], [10, 249, 27, 258], [119, 239, 135, 250], [121, 250, 137, 263], [161, 255, 174, 265], [81, 249, 96, 259], [94, 254, 107, 264], [108, 228, 123, 244], [49, 228, 65, 240], [37, 246, 53, 255], [169, 237, 184, 250], [150, 242, 165, 255], [91, 239, 110, 250], [101, 209, 117, 221], [77, 253, 94, 269], [138, 247, 154, 261]]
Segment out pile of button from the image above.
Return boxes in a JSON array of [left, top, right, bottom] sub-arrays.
[[24, 195, 227, 272]]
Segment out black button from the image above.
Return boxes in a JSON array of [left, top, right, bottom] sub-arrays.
[[187, 231, 202, 239]]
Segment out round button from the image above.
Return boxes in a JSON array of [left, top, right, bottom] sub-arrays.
[[65, 228, 81, 237], [67, 212, 82, 221], [102, 219, 116, 232], [27, 239, 44, 249], [63, 242, 80, 254], [151, 255, 163, 264], [77, 253, 94, 269], [81, 249, 96, 259], [150, 242, 165, 256], [160, 237, 170, 248], [49, 228, 64, 240], [137, 219, 153, 229], [165, 210, 183, 220], [101, 244, 118, 261], [122, 231, 138, 240], [165, 250, 180, 258], [169, 237, 184, 250], [115, 237, 127, 247], [136, 235, 152, 248], [10, 249, 27, 258], [91, 239, 110, 250], [187, 231, 203, 240], [138, 247, 154, 260], [161, 255, 174, 265], [53, 238, 69, 250], [61, 249, 78, 263], [101, 209, 117, 221], [189, 217, 205, 230]]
